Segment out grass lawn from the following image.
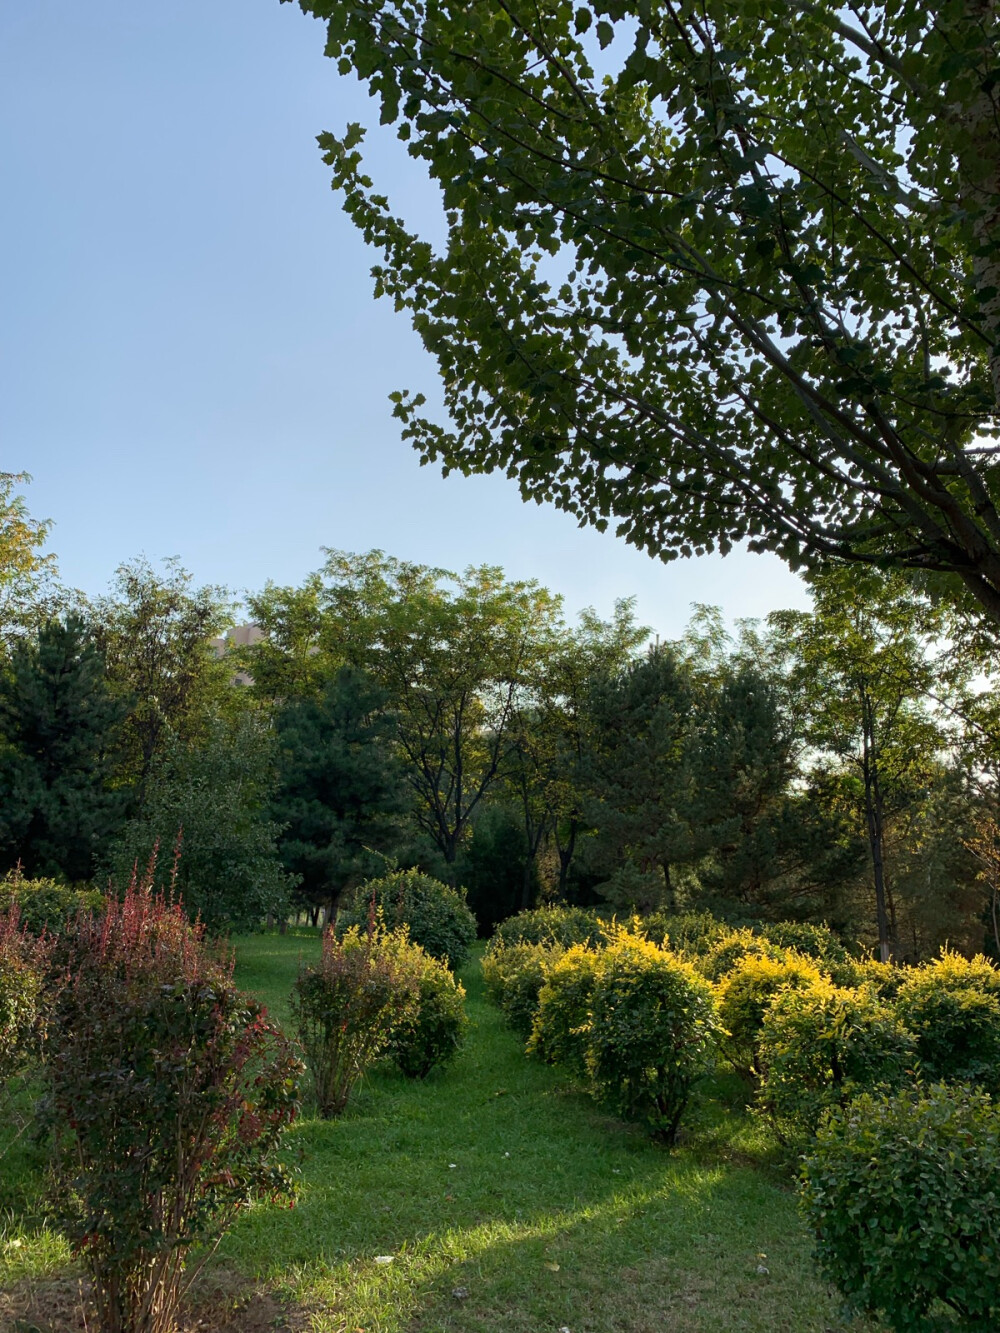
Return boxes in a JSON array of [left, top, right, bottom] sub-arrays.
[[1, 935, 879, 1332]]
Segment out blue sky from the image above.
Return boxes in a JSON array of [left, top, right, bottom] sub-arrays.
[[0, 0, 809, 636]]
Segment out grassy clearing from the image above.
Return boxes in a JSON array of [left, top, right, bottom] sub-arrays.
[[1, 935, 879, 1332]]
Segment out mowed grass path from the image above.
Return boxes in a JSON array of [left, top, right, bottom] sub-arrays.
[[223, 935, 877, 1333], [0, 935, 878, 1332]]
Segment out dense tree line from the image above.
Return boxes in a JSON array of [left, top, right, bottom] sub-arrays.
[[0, 479, 999, 955]]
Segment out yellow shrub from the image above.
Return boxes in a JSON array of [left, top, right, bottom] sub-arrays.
[[715, 952, 824, 1079]]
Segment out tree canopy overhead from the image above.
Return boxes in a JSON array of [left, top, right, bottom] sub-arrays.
[[289, 0, 1000, 621]]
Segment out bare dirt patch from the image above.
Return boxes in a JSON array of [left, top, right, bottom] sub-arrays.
[[0, 1265, 310, 1333]]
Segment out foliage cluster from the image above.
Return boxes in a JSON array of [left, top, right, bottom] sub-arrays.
[[696, 929, 787, 984], [528, 943, 601, 1080], [715, 952, 824, 1081], [486, 904, 608, 953], [336, 870, 477, 970], [0, 867, 103, 935], [640, 909, 733, 956], [585, 933, 720, 1145], [801, 1085, 1000, 1332], [292, 924, 421, 1116], [481, 941, 564, 1038], [894, 952, 1000, 1092], [758, 981, 916, 1143], [387, 946, 468, 1079], [108, 714, 294, 930], [0, 906, 50, 1090], [486, 925, 720, 1144]]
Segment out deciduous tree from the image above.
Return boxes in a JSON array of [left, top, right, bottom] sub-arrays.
[[92, 558, 236, 794], [771, 569, 947, 958], [290, 0, 1000, 622]]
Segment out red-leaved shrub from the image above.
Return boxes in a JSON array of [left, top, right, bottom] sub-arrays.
[[44, 881, 302, 1333]]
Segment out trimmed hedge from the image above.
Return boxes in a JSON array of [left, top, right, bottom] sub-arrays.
[[487, 905, 607, 954], [715, 952, 823, 1080], [754, 921, 849, 967], [758, 981, 915, 1141], [0, 870, 104, 936], [640, 910, 732, 957], [388, 947, 468, 1079], [528, 943, 601, 1080], [586, 932, 721, 1145], [698, 929, 786, 983], [893, 952, 1000, 1092], [337, 870, 477, 970], [481, 941, 564, 1036], [801, 1084, 1000, 1331]]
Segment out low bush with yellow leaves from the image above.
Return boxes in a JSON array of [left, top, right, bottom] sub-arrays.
[[528, 943, 602, 1080], [585, 931, 721, 1145], [892, 951, 1000, 1092], [758, 981, 915, 1142], [715, 952, 824, 1081]]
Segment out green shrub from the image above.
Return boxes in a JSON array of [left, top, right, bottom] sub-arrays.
[[488, 904, 607, 953], [823, 955, 908, 995], [586, 932, 721, 1144], [388, 946, 468, 1078], [337, 870, 477, 970], [0, 908, 51, 1090], [293, 924, 420, 1116], [481, 941, 564, 1036], [754, 920, 849, 967], [893, 951, 1000, 1091], [758, 981, 915, 1142], [640, 910, 732, 957], [45, 882, 301, 1333], [715, 952, 824, 1080], [698, 928, 785, 983], [0, 867, 103, 935], [528, 943, 602, 1080], [801, 1084, 1000, 1331]]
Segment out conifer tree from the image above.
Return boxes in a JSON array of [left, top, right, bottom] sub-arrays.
[[582, 645, 701, 909], [0, 615, 126, 880], [271, 667, 409, 921]]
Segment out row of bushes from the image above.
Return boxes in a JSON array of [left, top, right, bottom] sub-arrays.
[[486, 906, 1000, 1330], [484, 930, 720, 1144], [486, 908, 1000, 1140]]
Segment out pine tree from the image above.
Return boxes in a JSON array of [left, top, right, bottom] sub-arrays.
[[693, 664, 863, 922], [0, 615, 126, 880], [582, 646, 701, 910], [271, 667, 409, 921]]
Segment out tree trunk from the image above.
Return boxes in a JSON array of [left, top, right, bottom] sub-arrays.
[[662, 860, 676, 913], [520, 855, 534, 910], [556, 818, 579, 899], [861, 712, 892, 962]]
